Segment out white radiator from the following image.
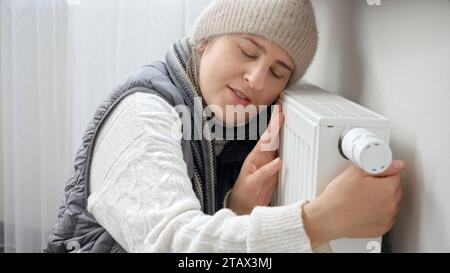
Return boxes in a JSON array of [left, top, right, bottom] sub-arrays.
[[274, 82, 392, 253]]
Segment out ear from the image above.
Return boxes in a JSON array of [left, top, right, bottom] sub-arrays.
[[198, 40, 208, 55]]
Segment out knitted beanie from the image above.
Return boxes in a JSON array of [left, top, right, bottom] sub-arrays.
[[192, 0, 319, 87]]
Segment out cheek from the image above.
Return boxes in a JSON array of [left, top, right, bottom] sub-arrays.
[[201, 54, 234, 86], [258, 88, 284, 106], [213, 52, 240, 80], [200, 52, 242, 97]]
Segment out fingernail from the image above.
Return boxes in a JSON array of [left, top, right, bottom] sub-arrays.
[[272, 158, 281, 169], [394, 161, 405, 169]]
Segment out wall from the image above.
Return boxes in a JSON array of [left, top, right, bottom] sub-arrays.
[[305, 0, 450, 252], [0, 0, 4, 229]]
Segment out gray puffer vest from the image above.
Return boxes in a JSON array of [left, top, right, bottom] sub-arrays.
[[44, 61, 257, 253]]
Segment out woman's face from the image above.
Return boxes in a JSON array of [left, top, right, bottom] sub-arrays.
[[198, 34, 294, 125]]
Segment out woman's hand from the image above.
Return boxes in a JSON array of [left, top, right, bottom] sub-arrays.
[[302, 160, 405, 248], [227, 103, 284, 215]]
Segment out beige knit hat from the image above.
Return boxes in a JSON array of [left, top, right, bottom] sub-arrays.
[[192, 0, 319, 87]]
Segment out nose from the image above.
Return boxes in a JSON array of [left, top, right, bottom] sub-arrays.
[[244, 63, 267, 91]]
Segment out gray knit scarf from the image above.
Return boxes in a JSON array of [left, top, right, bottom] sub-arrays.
[[165, 37, 217, 215]]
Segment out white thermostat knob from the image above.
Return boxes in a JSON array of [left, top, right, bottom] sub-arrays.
[[339, 128, 392, 174]]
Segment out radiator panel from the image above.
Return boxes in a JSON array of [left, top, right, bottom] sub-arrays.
[[274, 82, 391, 253]]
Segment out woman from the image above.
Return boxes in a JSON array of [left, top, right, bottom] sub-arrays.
[[45, 0, 404, 253]]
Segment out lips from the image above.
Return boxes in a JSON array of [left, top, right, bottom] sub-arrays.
[[228, 86, 252, 105]]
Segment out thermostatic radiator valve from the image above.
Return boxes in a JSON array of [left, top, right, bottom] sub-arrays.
[[339, 128, 392, 175]]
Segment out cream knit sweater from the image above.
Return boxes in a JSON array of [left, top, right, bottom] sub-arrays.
[[87, 92, 331, 253]]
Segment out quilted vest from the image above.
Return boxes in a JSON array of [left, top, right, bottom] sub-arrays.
[[44, 61, 257, 252]]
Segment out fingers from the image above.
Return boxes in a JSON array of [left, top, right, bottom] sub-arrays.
[[395, 182, 403, 203], [371, 160, 406, 178], [259, 174, 279, 204], [268, 103, 284, 133], [382, 173, 403, 196], [249, 157, 281, 182], [250, 163, 258, 173], [259, 103, 284, 152], [251, 158, 281, 205]]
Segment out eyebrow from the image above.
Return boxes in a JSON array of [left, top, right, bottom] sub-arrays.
[[243, 37, 294, 72]]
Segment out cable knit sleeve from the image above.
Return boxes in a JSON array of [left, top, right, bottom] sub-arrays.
[[87, 92, 320, 253]]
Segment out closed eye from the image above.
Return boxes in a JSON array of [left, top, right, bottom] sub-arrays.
[[240, 48, 257, 59], [240, 47, 284, 79], [271, 69, 282, 79]]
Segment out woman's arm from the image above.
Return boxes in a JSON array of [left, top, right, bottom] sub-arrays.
[[87, 92, 314, 252], [302, 161, 404, 248], [225, 103, 404, 252]]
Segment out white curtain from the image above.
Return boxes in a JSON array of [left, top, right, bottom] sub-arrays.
[[0, 0, 211, 253]]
